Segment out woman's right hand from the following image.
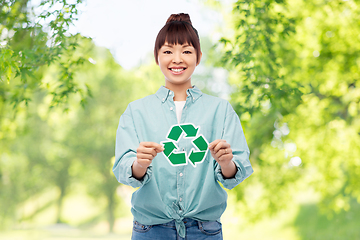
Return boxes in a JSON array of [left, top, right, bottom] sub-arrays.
[[132, 142, 164, 180], [136, 142, 164, 168]]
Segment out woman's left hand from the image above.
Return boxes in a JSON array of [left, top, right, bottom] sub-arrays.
[[208, 139, 233, 167], [209, 139, 237, 178]]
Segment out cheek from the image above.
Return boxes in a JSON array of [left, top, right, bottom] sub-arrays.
[[159, 64, 170, 75], [188, 56, 197, 66], [158, 56, 170, 66]]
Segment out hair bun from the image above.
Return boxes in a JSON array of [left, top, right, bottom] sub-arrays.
[[166, 13, 192, 25]]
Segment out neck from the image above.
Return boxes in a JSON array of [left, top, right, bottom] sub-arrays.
[[165, 82, 192, 101]]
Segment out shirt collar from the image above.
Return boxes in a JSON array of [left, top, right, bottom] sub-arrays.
[[155, 86, 203, 103], [186, 85, 203, 102]]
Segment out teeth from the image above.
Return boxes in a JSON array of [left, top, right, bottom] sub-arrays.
[[171, 68, 185, 72]]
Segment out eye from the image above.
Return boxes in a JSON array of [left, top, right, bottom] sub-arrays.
[[183, 51, 192, 54], [163, 50, 172, 54]]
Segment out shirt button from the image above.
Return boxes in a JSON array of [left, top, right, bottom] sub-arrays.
[[169, 92, 172, 95], [179, 197, 183, 202], [162, 98, 165, 101], [179, 173, 183, 177], [193, 97, 195, 101], [170, 107, 173, 111]]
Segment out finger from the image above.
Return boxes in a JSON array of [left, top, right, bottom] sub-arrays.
[[213, 141, 230, 153], [215, 148, 228, 159], [140, 142, 163, 149], [140, 142, 164, 152], [155, 146, 165, 153], [216, 147, 233, 159], [138, 147, 157, 157], [208, 139, 224, 150], [152, 143, 165, 152]]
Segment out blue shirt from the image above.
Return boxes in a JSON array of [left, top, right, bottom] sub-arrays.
[[113, 86, 253, 238]]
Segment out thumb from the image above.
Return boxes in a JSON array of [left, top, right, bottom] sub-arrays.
[[155, 145, 165, 153]]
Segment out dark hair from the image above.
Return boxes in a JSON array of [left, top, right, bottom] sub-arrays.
[[154, 13, 201, 64]]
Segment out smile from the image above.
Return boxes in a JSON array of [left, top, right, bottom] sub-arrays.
[[169, 68, 186, 73]]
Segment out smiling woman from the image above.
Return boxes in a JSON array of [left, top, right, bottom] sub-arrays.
[[112, 12, 253, 240]]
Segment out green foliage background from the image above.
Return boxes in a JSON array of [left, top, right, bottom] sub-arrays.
[[1, 0, 359, 239]]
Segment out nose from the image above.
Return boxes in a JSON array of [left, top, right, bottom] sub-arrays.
[[172, 52, 183, 64]]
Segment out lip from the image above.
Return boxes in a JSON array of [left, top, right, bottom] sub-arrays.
[[169, 67, 186, 75]]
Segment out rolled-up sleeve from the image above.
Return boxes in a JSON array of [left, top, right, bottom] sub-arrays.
[[112, 105, 152, 188], [215, 103, 253, 190]]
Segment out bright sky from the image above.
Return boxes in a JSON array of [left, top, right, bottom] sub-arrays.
[[73, 0, 225, 69]]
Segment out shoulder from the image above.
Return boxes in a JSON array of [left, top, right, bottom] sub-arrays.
[[128, 93, 158, 108], [122, 94, 158, 115], [199, 93, 234, 113], [202, 93, 228, 103]]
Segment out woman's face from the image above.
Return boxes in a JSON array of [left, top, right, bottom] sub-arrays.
[[157, 42, 201, 89]]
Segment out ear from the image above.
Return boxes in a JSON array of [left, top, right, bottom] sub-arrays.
[[196, 51, 203, 66]]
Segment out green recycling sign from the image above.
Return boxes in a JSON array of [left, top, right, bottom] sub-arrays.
[[161, 123, 209, 167]]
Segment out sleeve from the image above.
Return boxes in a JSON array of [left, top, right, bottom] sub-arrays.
[[214, 103, 253, 190], [112, 104, 152, 188]]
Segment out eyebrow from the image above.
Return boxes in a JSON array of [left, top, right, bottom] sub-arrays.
[[163, 44, 193, 48]]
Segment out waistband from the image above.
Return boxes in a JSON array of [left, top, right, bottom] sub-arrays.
[[157, 218, 199, 228]]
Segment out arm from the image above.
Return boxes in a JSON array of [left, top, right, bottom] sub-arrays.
[[211, 104, 253, 189], [112, 106, 152, 187], [113, 105, 164, 187]]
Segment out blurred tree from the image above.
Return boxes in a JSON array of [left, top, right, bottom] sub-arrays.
[[66, 40, 161, 232], [0, 0, 88, 109], [213, 0, 360, 220], [1, 1, 90, 226], [0, 37, 92, 227], [0, 34, 165, 231], [0, 0, 89, 155]]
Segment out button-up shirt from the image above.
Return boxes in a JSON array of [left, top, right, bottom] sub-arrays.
[[113, 86, 253, 238]]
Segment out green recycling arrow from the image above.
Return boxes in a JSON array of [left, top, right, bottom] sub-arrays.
[[188, 149, 206, 166], [180, 124, 198, 137], [169, 152, 187, 165], [161, 123, 209, 167], [192, 135, 208, 151], [163, 142, 177, 157], [167, 125, 183, 141]]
